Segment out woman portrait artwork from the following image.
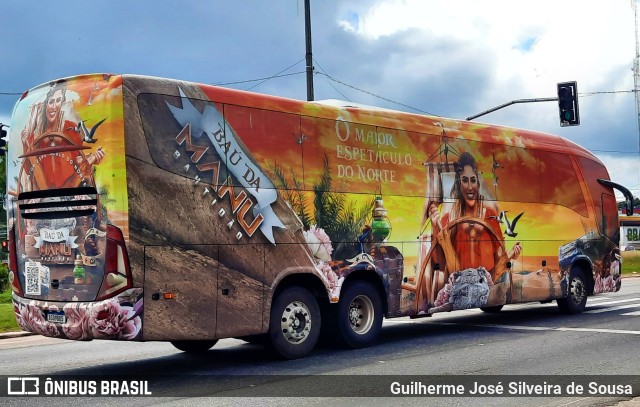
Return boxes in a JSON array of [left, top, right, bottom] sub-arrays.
[[18, 80, 105, 193], [421, 152, 523, 312]]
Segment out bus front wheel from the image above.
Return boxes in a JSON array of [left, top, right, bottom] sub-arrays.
[[557, 266, 587, 314], [336, 281, 383, 349], [171, 340, 218, 353], [268, 286, 321, 359]]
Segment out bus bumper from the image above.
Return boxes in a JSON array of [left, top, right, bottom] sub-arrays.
[[12, 288, 143, 341]]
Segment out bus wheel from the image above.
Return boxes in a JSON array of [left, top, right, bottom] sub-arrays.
[[268, 286, 320, 359], [336, 281, 383, 349], [480, 305, 503, 313], [557, 267, 587, 314], [171, 340, 218, 353]]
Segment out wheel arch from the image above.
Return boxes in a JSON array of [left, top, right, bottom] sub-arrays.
[[572, 258, 594, 295], [341, 269, 389, 316], [269, 269, 330, 309]]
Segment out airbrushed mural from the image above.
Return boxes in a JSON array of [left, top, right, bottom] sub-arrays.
[[8, 74, 621, 343], [143, 81, 620, 318], [8, 75, 138, 340]]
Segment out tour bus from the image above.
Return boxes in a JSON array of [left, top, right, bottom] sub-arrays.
[[5, 73, 634, 359]]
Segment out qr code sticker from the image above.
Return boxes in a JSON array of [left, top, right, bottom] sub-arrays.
[[25, 261, 41, 295]]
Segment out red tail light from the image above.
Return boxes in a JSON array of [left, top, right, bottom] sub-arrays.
[[96, 225, 132, 300], [8, 227, 22, 296]]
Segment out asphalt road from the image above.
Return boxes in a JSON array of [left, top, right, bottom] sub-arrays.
[[2, 278, 640, 407]]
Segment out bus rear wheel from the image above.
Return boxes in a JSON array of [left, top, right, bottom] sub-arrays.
[[171, 340, 218, 353], [557, 266, 587, 314], [336, 281, 383, 349], [268, 286, 320, 359]]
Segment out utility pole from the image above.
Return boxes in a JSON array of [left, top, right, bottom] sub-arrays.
[[304, 0, 314, 101], [633, 0, 640, 180]]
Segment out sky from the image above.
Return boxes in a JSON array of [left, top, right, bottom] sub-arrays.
[[0, 0, 639, 200]]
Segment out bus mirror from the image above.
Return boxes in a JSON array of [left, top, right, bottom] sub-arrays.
[[598, 179, 634, 217]]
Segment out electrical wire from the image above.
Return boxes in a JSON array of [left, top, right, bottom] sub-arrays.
[[312, 58, 351, 101], [316, 71, 438, 116], [212, 71, 306, 87], [244, 58, 306, 92]]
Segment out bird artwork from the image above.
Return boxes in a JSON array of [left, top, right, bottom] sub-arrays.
[[78, 118, 106, 143], [492, 156, 501, 170], [499, 211, 524, 237], [68, 119, 107, 143], [492, 155, 500, 188]]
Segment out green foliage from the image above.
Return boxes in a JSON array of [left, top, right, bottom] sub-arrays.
[[618, 197, 640, 210], [271, 154, 375, 260], [0, 287, 12, 304], [0, 263, 8, 292], [270, 162, 311, 229]]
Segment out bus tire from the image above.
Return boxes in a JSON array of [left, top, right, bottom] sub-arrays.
[[557, 266, 587, 314], [336, 281, 383, 349], [268, 286, 320, 359], [171, 340, 218, 353], [480, 305, 503, 313]]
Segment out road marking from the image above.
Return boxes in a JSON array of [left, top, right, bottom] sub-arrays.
[[621, 310, 640, 316], [586, 297, 640, 307], [587, 296, 617, 302], [427, 321, 640, 335], [585, 302, 640, 314]]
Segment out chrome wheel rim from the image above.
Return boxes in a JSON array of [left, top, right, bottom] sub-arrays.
[[280, 300, 312, 345], [348, 295, 374, 335], [570, 277, 585, 305]]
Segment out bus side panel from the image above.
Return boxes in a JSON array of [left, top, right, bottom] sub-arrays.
[[573, 156, 622, 293], [124, 78, 322, 340], [142, 246, 217, 341]]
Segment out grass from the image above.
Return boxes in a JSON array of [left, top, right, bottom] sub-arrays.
[[0, 303, 19, 333], [622, 251, 640, 276], [0, 289, 19, 333]]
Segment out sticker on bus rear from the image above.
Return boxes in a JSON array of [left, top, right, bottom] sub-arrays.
[[25, 261, 41, 295]]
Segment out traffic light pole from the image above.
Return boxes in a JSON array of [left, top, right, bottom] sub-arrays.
[[466, 97, 558, 121]]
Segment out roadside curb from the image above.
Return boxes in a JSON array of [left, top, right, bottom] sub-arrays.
[[0, 331, 35, 339]]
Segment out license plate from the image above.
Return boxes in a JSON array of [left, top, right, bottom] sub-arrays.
[[47, 311, 66, 324]]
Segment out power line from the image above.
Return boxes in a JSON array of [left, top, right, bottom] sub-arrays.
[[244, 58, 306, 92], [580, 89, 636, 96], [312, 58, 351, 102], [212, 70, 306, 87], [591, 149, 640, 154], [316, 71, 438, 116]]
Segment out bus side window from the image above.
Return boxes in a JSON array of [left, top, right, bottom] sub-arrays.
[[534, 150, 588, 216], [301, 116, 381, 196], [491, 144, 541, 205], [378, 128, 441, 199], [222, 105, 303, 192]]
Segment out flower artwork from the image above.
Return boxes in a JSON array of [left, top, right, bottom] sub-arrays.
[[13, 289, 143, 340], [304, 225, 333, 262]]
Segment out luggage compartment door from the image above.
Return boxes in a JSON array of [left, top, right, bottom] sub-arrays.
[[142, 245, 218, 341]]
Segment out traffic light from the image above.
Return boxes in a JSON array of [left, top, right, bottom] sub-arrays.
[[557, 81, 579, 127], [0, 124, 7, 156]]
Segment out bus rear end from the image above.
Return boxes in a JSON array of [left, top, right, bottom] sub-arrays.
[[6, 74, 138, 340]]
